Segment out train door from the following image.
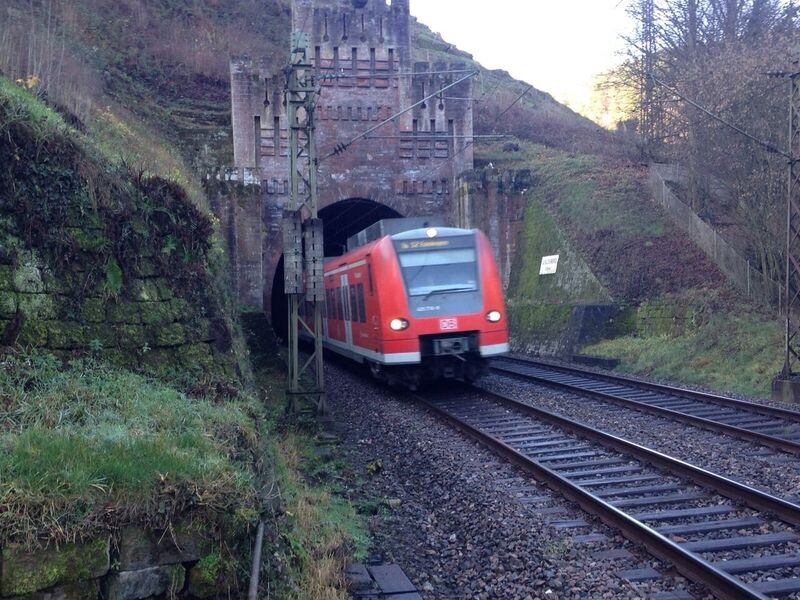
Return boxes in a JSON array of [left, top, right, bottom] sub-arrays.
[[340, 273, 353, 348]]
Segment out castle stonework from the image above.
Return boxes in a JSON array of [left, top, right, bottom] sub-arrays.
[[228, 0, 474, 311]]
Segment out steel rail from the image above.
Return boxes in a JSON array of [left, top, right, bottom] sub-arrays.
[[491, 357, 800, 456], [417, 390, 777, 600], [497, 356, 800, 422]]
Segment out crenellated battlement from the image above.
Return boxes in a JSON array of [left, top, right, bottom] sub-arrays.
[[227, 0, 475, 310]]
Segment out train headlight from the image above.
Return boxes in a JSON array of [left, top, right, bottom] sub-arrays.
[[389, 318, 409, 331], [486, 310, 502, 323]]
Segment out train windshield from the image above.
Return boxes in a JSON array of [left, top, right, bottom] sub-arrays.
[[397, 246, 478, 297]]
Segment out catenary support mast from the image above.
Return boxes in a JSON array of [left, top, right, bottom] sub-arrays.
[[284, 32, 326, 413], [783, 69, 800, 376]]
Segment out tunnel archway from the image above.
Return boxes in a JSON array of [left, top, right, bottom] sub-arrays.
[[270, 198, 402, 336]]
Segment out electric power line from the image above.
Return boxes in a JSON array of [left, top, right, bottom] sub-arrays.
[[652, 75, 790, 158]]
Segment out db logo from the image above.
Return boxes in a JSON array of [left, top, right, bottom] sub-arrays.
[[439, 318, 458, 331]]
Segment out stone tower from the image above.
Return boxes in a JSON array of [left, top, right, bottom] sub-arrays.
[[228, 0, 474, 310]]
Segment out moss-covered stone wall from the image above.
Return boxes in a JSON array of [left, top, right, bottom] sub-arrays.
[[0, 77, 242, 384]]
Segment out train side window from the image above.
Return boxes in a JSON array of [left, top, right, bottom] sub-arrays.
[[367, 262, 373, 294], [349, 285, 358, 323], [357, 283, 366, 323], [338, 287, 345, 321]]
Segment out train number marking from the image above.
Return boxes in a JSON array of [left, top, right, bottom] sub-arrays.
[[439, 318, 458, 331]]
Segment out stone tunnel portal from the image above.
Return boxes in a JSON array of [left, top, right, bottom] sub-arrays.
[[270, 198, 402, 336]]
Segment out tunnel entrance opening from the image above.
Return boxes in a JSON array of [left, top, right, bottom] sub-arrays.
[[270, 198, 402, 337]]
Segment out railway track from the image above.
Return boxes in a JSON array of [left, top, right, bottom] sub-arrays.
[[490, 356, 800, 456], [418, 386, 800, 599]]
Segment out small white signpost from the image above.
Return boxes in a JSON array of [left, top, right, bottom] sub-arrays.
[[539, 255, 559, 275]]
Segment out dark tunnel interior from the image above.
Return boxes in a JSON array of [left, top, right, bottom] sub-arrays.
[[270, 198, 402, 336]]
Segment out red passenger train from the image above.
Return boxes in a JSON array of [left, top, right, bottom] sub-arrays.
[[320, 219, 509, 387]]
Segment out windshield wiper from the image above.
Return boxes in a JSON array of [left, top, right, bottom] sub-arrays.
[[422, 286, 475, 301]]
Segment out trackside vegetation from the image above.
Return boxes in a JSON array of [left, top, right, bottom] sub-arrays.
[[585, 300, 783, 398], [476, 138, 782, 397]]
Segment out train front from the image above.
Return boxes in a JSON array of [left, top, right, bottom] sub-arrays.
[[388, 227, 509, 384]]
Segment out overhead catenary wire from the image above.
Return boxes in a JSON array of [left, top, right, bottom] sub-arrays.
[[652, 75, 790, 158], [316, 68, 477, 79], [321, 81, 535, 235]]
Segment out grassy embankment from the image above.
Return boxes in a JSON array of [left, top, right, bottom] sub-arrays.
[[476, 139, 782, 398], [0, 350, 260, 547], [1, 345, 369, 597], [585, 306, 782, 398]]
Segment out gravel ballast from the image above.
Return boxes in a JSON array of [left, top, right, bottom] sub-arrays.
[[481, 370, 800, 500], [327, 364, 707, 599]]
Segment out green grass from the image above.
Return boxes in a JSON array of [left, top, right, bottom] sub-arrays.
[[0, 351, 260, 546], [0, 78, 71, 139], [584, 307, 782, 397], [523, 145, 663, 239]]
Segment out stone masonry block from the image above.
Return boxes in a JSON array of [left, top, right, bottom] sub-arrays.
[[131, 279, 161, 302], [103, 564, 185, 600], [170, 298, 189, 318], [0, 290, 17, 318], [0, 538, 109, 596], [107, 302, 142, 324], [47, 321, 88, 349], [155, 279, 173, 300], [117, 525, 211, 571], [140, 302, 176, 326], [154, 323, 185, 347], [16, 319, 48, 346], [17, 294, 57, 320], [178, 343, 213, 368], [12, 260, 44, 294], [81, 298, 106, 323], [117, 325, 147, 349], [5, 579, 101, 599], [86, 324, 118, 349]]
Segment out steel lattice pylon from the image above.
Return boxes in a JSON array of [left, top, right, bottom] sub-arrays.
[[284, 32, 326, 413], [783, 70, 800, 377]]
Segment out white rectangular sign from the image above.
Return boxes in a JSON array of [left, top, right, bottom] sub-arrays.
[[539, 255, 559, 275]]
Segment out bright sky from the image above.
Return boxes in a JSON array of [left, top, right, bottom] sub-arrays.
[[411, 1, 635, 109]]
